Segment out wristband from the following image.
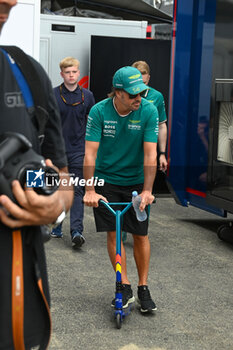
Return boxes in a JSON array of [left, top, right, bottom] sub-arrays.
[[53, 209, 66, 226], [47, 207, 66, 230], [159, 152, 166, 156]]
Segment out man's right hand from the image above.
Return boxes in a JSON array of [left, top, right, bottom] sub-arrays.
[[83, 190, 108, 207], [0, 180, 67, 228]]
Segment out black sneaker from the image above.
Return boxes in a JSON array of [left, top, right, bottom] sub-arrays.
[[111, 284, 135, 309], [137, 285, 157, 313], [71, 231, 85, 248]]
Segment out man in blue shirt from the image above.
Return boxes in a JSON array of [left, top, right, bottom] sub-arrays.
[[52, 57, 95, 248]]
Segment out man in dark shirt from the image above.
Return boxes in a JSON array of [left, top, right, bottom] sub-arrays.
[[0, 1, 73, 348], [52, 57, 95, 248]]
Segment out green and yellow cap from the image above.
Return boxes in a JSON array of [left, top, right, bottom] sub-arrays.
[[112, 66, 148, 95]]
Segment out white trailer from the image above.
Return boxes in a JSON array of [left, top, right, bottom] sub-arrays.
[[0, 0, 40, 59], [39, 14, 147, 87]]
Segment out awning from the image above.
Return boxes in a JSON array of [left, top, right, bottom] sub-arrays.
[[70, 0, 173, 23]]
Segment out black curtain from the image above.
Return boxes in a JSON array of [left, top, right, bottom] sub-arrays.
[[90, 36, 171, 195]]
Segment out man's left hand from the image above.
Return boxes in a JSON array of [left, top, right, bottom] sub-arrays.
[[159, 154, 167, 172], [138, 190, 155, 211]]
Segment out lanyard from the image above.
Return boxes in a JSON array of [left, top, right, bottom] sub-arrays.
[[1, 48, 34, 108], [59, 83, 84, 106]]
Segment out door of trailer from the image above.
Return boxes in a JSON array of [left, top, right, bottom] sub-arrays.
[[206, 0, 233, 214]]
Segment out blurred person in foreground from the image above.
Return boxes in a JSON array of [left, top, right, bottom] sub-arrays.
[[0, 0, 73, 348]]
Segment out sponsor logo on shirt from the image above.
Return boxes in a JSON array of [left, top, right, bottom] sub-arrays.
[[103, 121, 117, 137], [104, 120, 118, 124], [86, 115, 93, 137], [128, 119, 141, 130], [128, 124, 141, 130]]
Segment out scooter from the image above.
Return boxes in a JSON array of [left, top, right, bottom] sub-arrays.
[[100, 196, 135, 329]]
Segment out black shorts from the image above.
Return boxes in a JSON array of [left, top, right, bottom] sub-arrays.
[[94, 182, 149, 236]]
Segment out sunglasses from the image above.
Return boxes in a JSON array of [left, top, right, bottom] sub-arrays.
[[127, 91, 145, 99]]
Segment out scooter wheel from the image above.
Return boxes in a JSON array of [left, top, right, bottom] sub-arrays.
[[217, 224, 233, 244], [217, 225, 227, 241], [116, 313, 122, 329]]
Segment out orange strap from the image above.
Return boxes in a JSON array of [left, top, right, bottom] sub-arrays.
[[12, 229, 25, 350], [37, 278, 52, 349]]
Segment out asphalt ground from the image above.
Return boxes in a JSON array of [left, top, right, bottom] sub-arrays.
[[45, 197, 233, 350]]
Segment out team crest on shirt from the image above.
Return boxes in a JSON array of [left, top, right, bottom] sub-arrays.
[[129, 119, 140, 124]]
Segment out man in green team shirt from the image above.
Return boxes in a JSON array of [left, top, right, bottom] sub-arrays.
[[132, 60, 168, 172], [83, 66, 158, 313], [120, 60, 168, 243]]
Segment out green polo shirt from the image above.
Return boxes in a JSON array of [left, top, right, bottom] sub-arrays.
[[142, 87, 167, 123], [86, 97, 159, 185]]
